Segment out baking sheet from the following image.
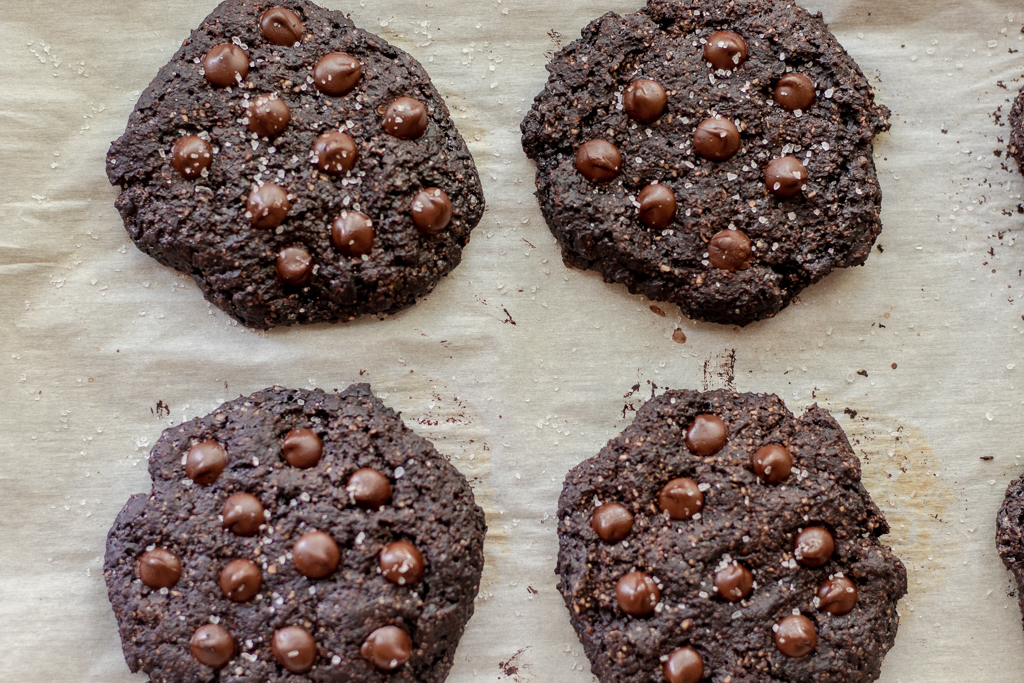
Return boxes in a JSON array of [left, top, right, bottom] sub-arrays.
[[3, 0, 1024, 680]]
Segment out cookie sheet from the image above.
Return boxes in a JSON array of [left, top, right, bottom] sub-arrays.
[[2, 0, 1023, 680]]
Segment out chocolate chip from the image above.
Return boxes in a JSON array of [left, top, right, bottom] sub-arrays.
[[383, 97, 429, 140], [219, 559, 262, 602], [281, 428, 323, 468], [774, 73, 816, 112], [313, 131, 358, 174], [247, 94, 290, 138], [331, 211, 375, 257], [817, 576, 858, 615], [714, 562, 753, 602], [410, 188, 453, 235], [794, 526, 834, 568], [590, 503, 634, 544], [190, 624, 235, 668], [272, 626, 317, 673], [637, 183, 677, 229], [247, 183, 290, 229], [693, 117, 741, 161], [313, 53, 362, 96], [707, 229, 752, 271], [221, 493, 264, 536], [765, 156, 808, 198], [663, 646, 704, 683], [171, 135, 212, 180], [379, 540, 426, 586], [615, 571, 660, 616], [361, 625, 412, 671], [259, 6, 304, 46], [292, 531, 339, 578], [622, 79, 667, 123], [658, 477, 704, 521], [185, 440, 227, 486], [276, 246, 313, 286], [202, 43, 248, 87], [774, 614, 817, 657], [347, 468, 392, 509], [685, 414, 728, 456], [311, 52, 364, 96], [138, 548, 181, 589], [752, 444, 793, 484], [704, 31, 748, 71], [575, 139, 622, 183]]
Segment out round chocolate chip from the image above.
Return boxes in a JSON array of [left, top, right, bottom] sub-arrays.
[[658, 477, 704, 521], [693, 117, 740, 161], [622, 78, 667, 124], [714, 562, 753, 602], [190, 624, 235, 668], [590, 503, 634, 544], [272, 626, 317, 673], [219, 559, 262, 602], [276, 246, 313, 286], [383, 97, 429, 140], [765, 156, 808, 198], [774, 73, 816, 112], [637, 183, 677, 229], [313, 53, 362, 96], [361, 625, 412, 671], [331, 211, 375, 257], [379, 540, 426, 586], [704, 31, 748, 71], [774, 614, 817, 658], [247, 184, 290, 229], [221, 492, 264, 536], [817, 576, 858, 615], [202, 43, 248, 87], [185, 440, 227, 486], [292, 531, 340, 579], [575, 139, 622, 183], [247, 94, 290, 138], [282, 428, 323, 468], [260, 6, 304, 46], [410, 188, 453, 235], [138, 548, 182, 589], [171, 135, 212, 180], [313, 131, 358, 174], [795, 526, 835, 568], [685, 414, 728, 456], [752, 444, 793, 484], [347, 468, 392, 509], [615, 571, 660, 616], [663, 646, 704, 683], [707, 229, 752, 271]]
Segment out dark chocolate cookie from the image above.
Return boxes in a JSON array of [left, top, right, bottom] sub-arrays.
[[107, 0, 484, 329], [556, 389, 905, 683], [104, 385, 485, 682], [521, 0, 889, 326], [1008, 89, 1024, 172], [997, 472, 1024, 629]]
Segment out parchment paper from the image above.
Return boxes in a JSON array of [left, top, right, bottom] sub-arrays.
[[3, 0, 1024, 680]]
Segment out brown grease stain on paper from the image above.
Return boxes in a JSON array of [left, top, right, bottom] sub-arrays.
[[835, 402, 957, 603]]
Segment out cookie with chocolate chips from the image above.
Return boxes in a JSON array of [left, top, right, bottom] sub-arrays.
[[556, 389, 906, 683], [521, 0, 889, 326], [1009, 89, 1024, 173], [104, 385, 485, 682], [107, 0, 484, 329], [996, 472, 1024, 632]]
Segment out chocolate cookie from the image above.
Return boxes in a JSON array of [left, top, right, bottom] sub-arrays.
[[997, 472, 1024, 630], [107, 0, 484, 328], [104, 385, 485, 682], [556, 389, 906, 682], [1008, 89, 1024, 172], [521, 0, 889, 326]]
